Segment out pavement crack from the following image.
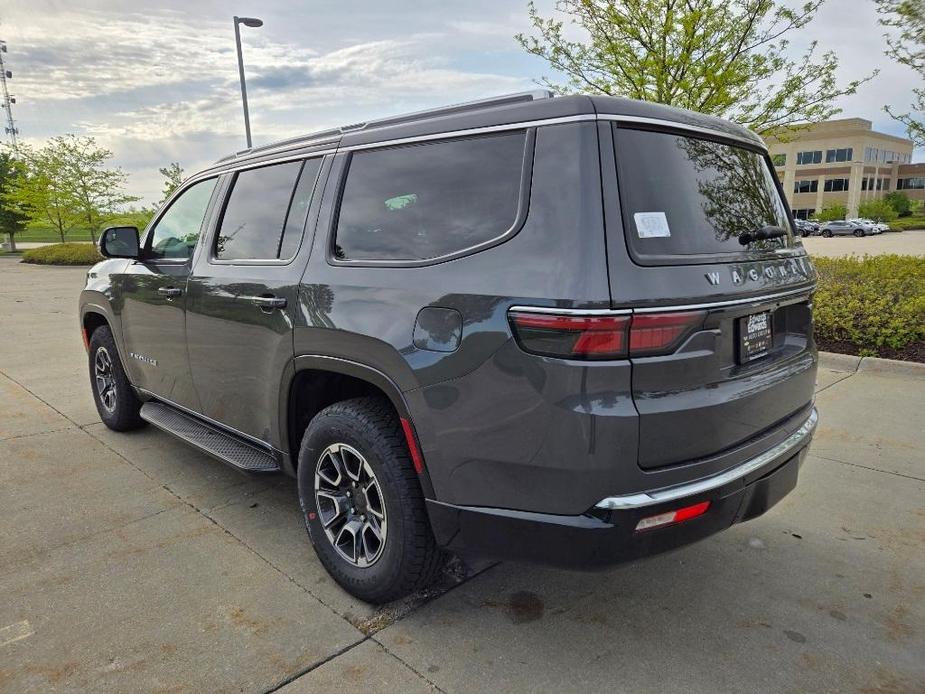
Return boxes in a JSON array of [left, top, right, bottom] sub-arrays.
[[371, 637, 448, 693], [814, 371, 855, 394], [812, 453, 925, 482], [262, 636, 371, 693]]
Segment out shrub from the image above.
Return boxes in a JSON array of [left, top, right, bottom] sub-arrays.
[[813, 255, 925, 357], [21, 243, 102, 265], [816, 204, 847, 222], [889, 216, 925, 231], [884, 191, 912, 217], [857, 199, 898, 223]]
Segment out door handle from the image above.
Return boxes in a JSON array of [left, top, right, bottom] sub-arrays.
[[250, 295, 287, 310], [158, 286, 182, 297]]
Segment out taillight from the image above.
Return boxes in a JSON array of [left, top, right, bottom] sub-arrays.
[[629, 311, 706, 356], [634, 500, 711, 532], [509, 309, 705, 360], [508, 312, 630, 359]]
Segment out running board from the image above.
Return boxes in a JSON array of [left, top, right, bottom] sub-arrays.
[[139, 402, 280, 473]]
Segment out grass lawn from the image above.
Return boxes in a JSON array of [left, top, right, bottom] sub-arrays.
[[13, 228, 97, 243]]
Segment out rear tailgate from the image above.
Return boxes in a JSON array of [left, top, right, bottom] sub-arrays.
[[604, 122, 817, 470]]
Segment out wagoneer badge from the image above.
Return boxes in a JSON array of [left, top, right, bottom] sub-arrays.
[[704, 258, 810, 286]]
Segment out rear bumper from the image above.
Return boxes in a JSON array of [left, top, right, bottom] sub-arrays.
[[426, 408, 816, 568]]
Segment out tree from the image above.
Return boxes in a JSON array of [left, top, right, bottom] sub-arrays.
[[108, 205, 156, 231], [884, 190, 913, 217], [158, 162, 184, 204], [816, 204, 847, 222], [0, 152, 29, 251], [515, 0, 874, 135], [878, 0, 925, 145], [858, 199, 899, 223], [5, 144, 83, 244], [51, 135, 139, 244]]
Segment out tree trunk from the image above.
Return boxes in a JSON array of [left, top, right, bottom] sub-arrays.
[[8, 233, 16, 252], [59, 228, 65, 244]]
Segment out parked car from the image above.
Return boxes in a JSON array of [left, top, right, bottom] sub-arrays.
[[821, 220, 869, 237], [856, 218, 890, 233], [794, 219, 818, 237], [849, 218, 881, 234], [80, 92, 819, 603]]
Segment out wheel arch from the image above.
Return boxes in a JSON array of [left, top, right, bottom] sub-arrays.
[[281, 355, 436, 498]]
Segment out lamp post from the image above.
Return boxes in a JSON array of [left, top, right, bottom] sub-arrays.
[[233, 16, 263, 149]]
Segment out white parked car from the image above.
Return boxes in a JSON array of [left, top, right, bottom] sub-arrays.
[[849, 218, 882, 234]]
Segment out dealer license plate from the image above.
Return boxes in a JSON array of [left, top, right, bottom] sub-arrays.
[[738, 311, 773, 363]]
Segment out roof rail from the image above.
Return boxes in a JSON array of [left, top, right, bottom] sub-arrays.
[[352, 90, 554, 133], [213, 91, 554, 165]]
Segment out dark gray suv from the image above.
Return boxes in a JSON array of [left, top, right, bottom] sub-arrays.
[[80, 92, 818, 603]]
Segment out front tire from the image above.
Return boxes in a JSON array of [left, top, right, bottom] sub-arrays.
[[88, 325, 144, 431], [822, 229, 832, 237], [297, 397, 443, 603]]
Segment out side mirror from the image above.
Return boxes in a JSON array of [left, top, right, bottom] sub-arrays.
[[100, 226, 140, 259]]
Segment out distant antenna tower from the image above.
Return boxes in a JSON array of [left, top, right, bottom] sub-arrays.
[[0, 39, 19, 149]]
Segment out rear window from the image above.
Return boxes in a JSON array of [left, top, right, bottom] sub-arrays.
[[334, 132, 526, 262], [614, 127, 793, 263]]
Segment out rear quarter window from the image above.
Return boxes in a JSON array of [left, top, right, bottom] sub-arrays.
[[333, 131, 527, 262], [614, 126, 794, 264]]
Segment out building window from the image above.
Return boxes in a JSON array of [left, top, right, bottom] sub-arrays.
[[898, 177, 925, 190], [772, 153, 786, 167], [793, 179, 819, 193], [862, 177, 891, 191], [825, 147, 853, 163], [823, 178, 849, 192], [793, 208, 816, 220], [797, 150, 822, 165]]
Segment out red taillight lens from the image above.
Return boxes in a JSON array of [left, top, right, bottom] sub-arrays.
[[509, 312, 630, 359], [629, 311, 706, 356], [634, 500, 711, 532], [509, 309, 705, 360]]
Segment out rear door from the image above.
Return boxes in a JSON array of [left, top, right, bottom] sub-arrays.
[[603, 123, 816, 470], [185, 156, 327, 446]]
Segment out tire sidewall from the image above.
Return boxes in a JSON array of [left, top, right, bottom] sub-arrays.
[[297, 412, 409, 597], [88, 326, 141, 430]]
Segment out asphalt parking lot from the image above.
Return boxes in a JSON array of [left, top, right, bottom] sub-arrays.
[[1, 256, 923, 693], [801, 228, 925, 257]]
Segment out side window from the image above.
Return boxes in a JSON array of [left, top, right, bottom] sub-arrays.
[[279, 158, 323, 259], [215, 159, 315, 261], [334, 131, 526, 262], [148, 178, 217, 260]]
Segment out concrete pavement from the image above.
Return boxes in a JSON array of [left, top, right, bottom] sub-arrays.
[[0, 256, 922, 693]]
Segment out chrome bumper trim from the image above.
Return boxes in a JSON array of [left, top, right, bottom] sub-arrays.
[[594, 408, 818, 510]]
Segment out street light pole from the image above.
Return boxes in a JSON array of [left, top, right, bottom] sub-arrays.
[[233, 16, 263, 149]]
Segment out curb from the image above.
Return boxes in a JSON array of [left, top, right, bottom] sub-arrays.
[[819, 351, 925, 379]]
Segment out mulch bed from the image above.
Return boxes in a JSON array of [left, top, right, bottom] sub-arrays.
[[816, 338, 925, 364]]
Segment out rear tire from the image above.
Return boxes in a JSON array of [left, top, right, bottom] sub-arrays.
[[88, 325, 144, 431], [297, 397, 444, 603], [854, 228, 865, 237]]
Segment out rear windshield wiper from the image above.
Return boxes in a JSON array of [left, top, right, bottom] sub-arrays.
[[739, 225, 788, 246]]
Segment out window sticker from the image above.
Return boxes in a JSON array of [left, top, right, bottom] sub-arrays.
[[634, 211, 671, 238], [384, 193, 417, 211]]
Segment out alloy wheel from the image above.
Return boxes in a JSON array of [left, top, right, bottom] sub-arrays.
[[314, 443, 387, 567], [94, 347, 117, 414]]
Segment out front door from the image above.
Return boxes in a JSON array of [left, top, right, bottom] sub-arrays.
[[117, 177, 220, 410], [186, 157, 326, 446]]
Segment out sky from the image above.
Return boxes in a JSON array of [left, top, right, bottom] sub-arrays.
[[0, 0, 919, 204]]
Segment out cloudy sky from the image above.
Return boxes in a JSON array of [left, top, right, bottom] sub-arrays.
[[0, 0, 918, 203]]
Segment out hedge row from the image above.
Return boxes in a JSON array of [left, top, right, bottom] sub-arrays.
[[813, 254, 925, 360], [21, 243, 102, 265]]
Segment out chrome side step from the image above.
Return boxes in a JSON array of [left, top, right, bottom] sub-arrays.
[[140, 402, 280, 473]]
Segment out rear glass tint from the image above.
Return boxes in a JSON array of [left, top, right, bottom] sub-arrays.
[[614, 127, 793, 262], [334, 132, 526, 262]]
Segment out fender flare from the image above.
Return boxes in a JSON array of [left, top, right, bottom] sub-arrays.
[[280, 355, 436, 498]]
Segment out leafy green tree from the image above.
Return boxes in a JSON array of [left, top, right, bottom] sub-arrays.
[[816, 204, 847, 222], [158, 162, 184, 204], [515, 0, 874, 135], [858, 199, 899, 223], [878, 0, 925, 145], [884, 190, 912, 217], [5, 144, 83, 244], [0, 152, 29, 251], [108, 205, 156, 231], [52, 135, 139, 244]]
